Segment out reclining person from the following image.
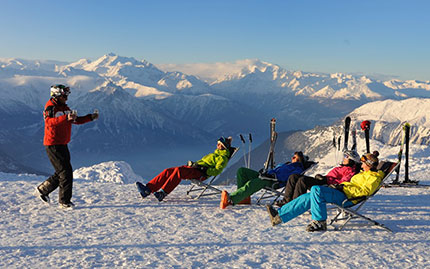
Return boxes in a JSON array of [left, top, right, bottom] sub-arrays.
[[276, 150, 361, 207], [220, 151, 306, 209], [266, 151, 384, 232], [136, 136, 233, 202]]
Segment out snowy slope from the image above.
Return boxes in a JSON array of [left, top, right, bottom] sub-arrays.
[[1, 143, 430, 267]]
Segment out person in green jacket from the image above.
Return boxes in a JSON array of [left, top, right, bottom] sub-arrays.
[[136, 136, 233, 202]]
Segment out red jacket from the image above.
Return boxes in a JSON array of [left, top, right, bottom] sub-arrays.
[[43, 98, 92, 146]]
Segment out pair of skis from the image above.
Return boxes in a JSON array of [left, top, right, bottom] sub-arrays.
[[342, 117, 371, 153], [389, 122, 424, 186], [334, 117, 372, 165], [264, 118, 277, 171], [239, 133, 253, 168]]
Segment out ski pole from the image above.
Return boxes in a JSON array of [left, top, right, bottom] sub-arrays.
[[239, 134, 247, 168], [248, 133, 252, 168]]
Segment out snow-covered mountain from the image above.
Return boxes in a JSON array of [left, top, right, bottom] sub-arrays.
[[349, 98, 430, 145], [159, 59, 430, 100], [219, 98, 430, 184], [1, 54, 430, 178]]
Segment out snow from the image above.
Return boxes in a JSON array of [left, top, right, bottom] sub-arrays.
[[73, 161, 143, 184], [350, 98, 430, 127], [1, 144, 430, 267]]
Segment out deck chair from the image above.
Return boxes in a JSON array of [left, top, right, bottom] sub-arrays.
[[186, 147, 239, 199], [328, 161, 399, 232], [255, 160, 318, 205]]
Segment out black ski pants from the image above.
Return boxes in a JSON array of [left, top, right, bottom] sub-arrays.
[[39, 145, 73, 204], [282, 174, 327, 204]]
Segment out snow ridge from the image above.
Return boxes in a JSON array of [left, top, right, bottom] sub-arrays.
[[73, 161, 143, 184]]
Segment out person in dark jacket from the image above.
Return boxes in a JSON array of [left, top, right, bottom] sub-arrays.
[[220, 151, 306, 209], [136, 137, 234, 202], [275, 150, 361, 207], [266, 152, 384, 232], [36, 84, 98, 209]]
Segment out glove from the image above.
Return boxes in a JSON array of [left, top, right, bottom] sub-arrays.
[[329, 184, 344, 192], [315, 174, 326, 181], [196, 165, 208, 175], [91, 113, 99, 120], [259, 172, 276, 179]]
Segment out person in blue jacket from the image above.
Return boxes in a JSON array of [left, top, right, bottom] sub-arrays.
[[220, 151, 306, 209]]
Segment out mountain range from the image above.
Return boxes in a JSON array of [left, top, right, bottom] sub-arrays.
[[218, 98, 430, 183], [1, 54, 429, 178]]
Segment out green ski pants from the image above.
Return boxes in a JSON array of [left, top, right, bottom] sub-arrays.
[[230, 167, 275, 204]]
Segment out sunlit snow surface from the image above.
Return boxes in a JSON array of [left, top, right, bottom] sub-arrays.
[[1, 152, 429, 267]]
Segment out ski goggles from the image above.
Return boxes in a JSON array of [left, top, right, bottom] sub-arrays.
[[360, 154, 377, 167], [52, 84, 71, 96]]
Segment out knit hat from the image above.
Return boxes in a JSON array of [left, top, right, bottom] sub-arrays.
[[360, 151, 379, 168], [218, 136, 232, 149]]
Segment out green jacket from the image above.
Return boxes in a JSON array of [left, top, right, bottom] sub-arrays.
[[195, 148, 231, 177]]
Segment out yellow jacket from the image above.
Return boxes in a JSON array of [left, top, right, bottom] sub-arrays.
[[341, 170, 385, 203]]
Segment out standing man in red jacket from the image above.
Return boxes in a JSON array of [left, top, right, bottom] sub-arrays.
[[36, 84, 99, 209]]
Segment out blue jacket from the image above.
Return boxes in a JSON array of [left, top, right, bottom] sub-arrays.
[[267, 162, 304, 184]]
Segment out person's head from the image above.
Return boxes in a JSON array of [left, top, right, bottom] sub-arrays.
[[291, 151, 305, 165], [217, 136, 232, 150], [343, 150, 361, 166], [360, 151, 379, 171], [50, 84, 70, 104]]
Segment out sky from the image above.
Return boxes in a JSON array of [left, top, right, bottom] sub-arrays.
[[1, 0, 429, 81]]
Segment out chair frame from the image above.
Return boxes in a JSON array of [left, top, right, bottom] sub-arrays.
[[255, 161, 318, 205], [186, 147, 239, 199]]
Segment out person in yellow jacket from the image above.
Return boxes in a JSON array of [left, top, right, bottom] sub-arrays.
[[266, 151, 384, 232], [135, 137, 233, 202]]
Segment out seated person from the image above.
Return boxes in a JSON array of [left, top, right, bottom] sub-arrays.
[[136, 136, 233, 202], [266, 151, 384, 232], [276, 150, 361, 207], [220, 151, 306, 209]]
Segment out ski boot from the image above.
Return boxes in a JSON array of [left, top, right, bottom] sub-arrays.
[[59, 201, 75, 209], [136, 182, 151, 199], [306, 220, 327, 232], [266, 205, 282, 226], [220, 190, 232, 209], [35, 186, 50, 203], [154, 189, 167, 202]]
